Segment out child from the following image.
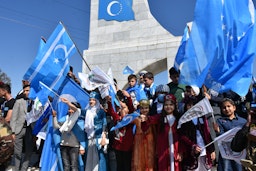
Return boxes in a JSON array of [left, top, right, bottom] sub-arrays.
[[106, 90, 135, 171], [132, 99, 155, 171], [84, 91, 108, 171], [141, 94, 182, 171], [138, 70, 147, 90], [179, 85, 200, 114], [150, 84, 170, 115], [179, 97, 215, 171], [52, 97, 84, 171], [126, 74, 140, 109], [214, 98, 247, 171], [143, 72, 157, 105], [167, 67, 186, 103]]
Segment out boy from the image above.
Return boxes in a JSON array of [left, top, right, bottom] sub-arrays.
[[143, 72, 156, 105], [126, 74, 141, 109]]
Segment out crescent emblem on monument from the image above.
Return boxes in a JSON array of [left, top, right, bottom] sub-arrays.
[[107, 1, 123, 16]]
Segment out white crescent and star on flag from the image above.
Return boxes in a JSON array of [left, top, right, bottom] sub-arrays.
[[107, 1, 123, 16]]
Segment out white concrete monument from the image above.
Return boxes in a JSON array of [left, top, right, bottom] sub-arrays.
[[83, 0, 181, 89]]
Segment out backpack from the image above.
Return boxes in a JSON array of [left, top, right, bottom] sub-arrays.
[[0, 116, 14, 164]]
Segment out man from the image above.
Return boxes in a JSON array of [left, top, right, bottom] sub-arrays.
[[0, 83, 15, 123], [10, 85, 35, 171]]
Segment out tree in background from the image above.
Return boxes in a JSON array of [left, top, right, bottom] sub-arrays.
[[0, 69, 11, 85]]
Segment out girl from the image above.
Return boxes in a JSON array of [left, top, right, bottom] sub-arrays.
[[84, 91, 108, 171], [141, 94, 182, 171], [179, 97, 215, 171], [132, 99, 155, 171], [52, 97, 84, 171], [214, 98, 247, 171], [106, 90, 135, 171]]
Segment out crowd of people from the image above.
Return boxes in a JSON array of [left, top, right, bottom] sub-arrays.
[[0, 66, 256, 171]]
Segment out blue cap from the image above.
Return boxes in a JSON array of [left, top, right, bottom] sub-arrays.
[[89, 91, 100, 100]]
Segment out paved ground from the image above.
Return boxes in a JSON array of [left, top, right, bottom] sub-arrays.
[[6, 166, 39, 171], [5, 152, 40, 171]]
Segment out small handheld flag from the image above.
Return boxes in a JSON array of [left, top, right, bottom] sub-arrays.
[[110, 112, 139, 131], [123, 65, 134, 75]]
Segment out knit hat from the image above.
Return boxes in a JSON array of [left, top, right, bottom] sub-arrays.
[[156, 84, 170, 94], [164, 94, 176, 104], [89, 91, 100, 100]]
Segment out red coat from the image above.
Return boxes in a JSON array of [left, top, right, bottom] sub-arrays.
[[107, 97, 135, 152], [142, 114, 182, 171], [179, 116, 215, 170]]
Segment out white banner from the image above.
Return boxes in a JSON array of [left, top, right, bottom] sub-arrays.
[[26, 97, 46, 125], [177, 98, 213, 128], [216, 127, 246, 164]]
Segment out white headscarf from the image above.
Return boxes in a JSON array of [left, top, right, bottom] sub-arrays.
[[84, 99, 100, 139], [59, 109, 81, 133]]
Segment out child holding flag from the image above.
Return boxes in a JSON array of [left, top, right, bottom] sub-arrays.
[[52, 97, 84, 171], [214, 98, 247, 171], [179, 97, 215, 171], [106, 90, 135, 171]]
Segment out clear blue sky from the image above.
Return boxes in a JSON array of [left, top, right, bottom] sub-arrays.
[[0, 0, 90, 96]]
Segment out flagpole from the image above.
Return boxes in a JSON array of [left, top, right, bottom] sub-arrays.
[[41, 36, 47, 43], [201, 139, 216, 149], [60, 21, 91, 71], [39, 81, 60, 98], [202, 85, 216, 124], [48, 99, 54, 111], [211, 112, 216, 124]]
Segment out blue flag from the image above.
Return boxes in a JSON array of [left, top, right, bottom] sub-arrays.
[[32, 104, 51, 135], [175, 0, 256, 96], [23, 22, 77, 99], [55, 76, 90, 122], [174, 25, 190, 70], [123, 65, 134, 75], [109, 85, 120, 112], [40, 115, 63, 171], [110, 112, 139, 131], [41, 77, 89, 171], [98, 0, 135, 21], [35, 81, 56, 106]]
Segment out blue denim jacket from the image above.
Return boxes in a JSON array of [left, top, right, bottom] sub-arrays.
[[216, 114, 247, 171], [217, 114, 247, 135]]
